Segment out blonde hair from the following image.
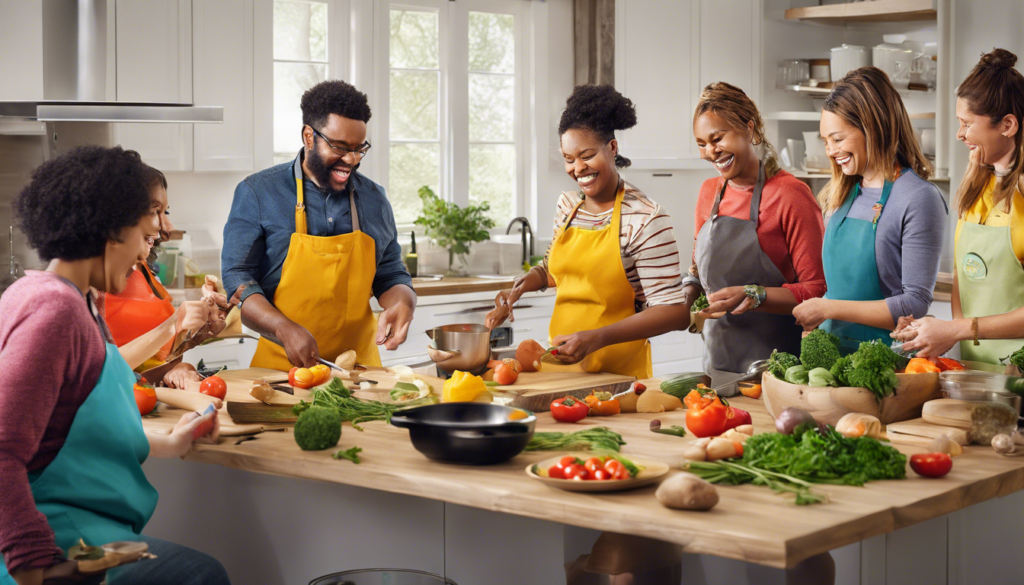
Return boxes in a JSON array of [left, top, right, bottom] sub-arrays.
[[818, 67, 932, 215], [955, 49, 1024, 218], [693, 82, 780, 179]]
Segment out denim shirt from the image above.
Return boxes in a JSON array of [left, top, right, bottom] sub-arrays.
[[221, 150, 413, 305]]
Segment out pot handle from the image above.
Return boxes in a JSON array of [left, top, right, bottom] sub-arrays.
[[427, 346, 460, 363], [425, 328, 437, 340]]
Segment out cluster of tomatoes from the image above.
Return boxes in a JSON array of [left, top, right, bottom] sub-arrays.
[[547, 455, 631, 481], [288, 364, 332, 389]]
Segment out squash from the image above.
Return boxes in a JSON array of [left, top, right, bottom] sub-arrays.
[[660, 373, 707, 400]]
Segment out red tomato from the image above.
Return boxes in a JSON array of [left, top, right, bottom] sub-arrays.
[[563, 464, 589, 481], [550, 396, 589, 423], [494, 363, 519, 385], [556, 456, 578, 472], [133, 383, 157, 416], [613, 466, 629, 480], [604, 459, 625, 476], [199, 375, 228, 400], [910, 453, 953, 478], [584, 457, 604, 475], [686, 399, 729, 438], [591, 469, 611, 481], [547, 465, 565, 480]]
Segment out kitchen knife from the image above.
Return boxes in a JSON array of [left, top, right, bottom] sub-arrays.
[[260, 333, 378, 384]]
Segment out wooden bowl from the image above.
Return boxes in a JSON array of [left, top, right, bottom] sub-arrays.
[[762, 371, 941, 425]]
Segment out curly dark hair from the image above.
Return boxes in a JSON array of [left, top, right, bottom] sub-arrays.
[[301, 80, 372, 129], [14, 146, 155, 262], [558, 84, 638, 167]]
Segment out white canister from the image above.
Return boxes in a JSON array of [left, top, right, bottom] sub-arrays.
[[809, 59, 831, 84], [830, 45, 869, 82], [873, 35, 915, 90]]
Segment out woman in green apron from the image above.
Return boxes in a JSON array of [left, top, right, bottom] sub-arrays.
[[894, 49, 1024, 365], [792, 67, 947, 353], [0, 147, 230, 585]]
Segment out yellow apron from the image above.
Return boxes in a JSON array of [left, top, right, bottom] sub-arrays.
[[250, 158, 381, 371], [547, 185, 652, 378]]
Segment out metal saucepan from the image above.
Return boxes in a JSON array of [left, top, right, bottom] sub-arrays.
[[390, 403, 537, 465], [426, 324, 492, 375]]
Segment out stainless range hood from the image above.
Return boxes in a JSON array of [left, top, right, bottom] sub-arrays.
[[0, 0, 222, 124]]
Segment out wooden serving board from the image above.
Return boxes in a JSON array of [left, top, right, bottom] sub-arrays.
[[886, 417, 970, 446], [492, 372, 635, 411]]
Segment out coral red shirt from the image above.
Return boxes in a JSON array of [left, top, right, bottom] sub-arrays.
[[686, 170, 826, 303]]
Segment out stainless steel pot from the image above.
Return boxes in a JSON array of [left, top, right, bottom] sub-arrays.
[[426, 324, 492, 374]]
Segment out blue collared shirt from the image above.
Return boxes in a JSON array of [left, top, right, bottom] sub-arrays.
[[221, 151, 412, 305]]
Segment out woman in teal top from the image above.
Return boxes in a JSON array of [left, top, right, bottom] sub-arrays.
[[0, 147, 229, 585], [793, 67, 947, 352]]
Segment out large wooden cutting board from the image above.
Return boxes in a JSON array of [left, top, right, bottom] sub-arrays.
[[492, 371, 635, 411], [885, 417, 970, 446]]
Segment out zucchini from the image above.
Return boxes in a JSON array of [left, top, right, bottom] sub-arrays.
[[660, 373, 707, 399]]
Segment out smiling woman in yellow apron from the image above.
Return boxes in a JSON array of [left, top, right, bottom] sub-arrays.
[[486, 85, 689, 379], [895, 49, 1024, 364]]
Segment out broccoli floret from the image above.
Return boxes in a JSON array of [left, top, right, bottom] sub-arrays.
[[768, 350, 801, 379], [801, 329, 841, 371], [294, 405, 342, 451]]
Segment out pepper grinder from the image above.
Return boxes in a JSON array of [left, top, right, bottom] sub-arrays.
[[405, 231, 418, 277]]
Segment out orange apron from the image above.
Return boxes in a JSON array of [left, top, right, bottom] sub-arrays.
[[103, 263, 176, 366], [250, 157, 381, 371], [547, 185, 652, 378]]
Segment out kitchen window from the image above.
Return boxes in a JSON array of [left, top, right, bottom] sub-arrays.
[[380, 0, 529, 225]]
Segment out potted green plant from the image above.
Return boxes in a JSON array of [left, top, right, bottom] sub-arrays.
[[414, 186, 496, 276]]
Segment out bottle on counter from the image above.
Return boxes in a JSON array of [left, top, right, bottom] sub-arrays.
[[405, 231, 418, 277]]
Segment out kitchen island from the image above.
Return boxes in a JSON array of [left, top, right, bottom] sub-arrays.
[[141, 372, 1024, 585]]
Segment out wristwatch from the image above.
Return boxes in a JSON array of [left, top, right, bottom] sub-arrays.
[[743, 285, 767, 309]]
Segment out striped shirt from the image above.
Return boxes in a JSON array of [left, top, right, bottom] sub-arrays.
[[540, 181, 686, 309]]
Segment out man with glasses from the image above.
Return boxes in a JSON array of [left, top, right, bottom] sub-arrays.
[[222, 80, 416, 370]]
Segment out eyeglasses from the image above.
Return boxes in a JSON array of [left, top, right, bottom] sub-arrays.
[[309, 127, 371, 159]]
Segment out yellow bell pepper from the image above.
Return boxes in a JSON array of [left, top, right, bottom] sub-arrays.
[[442, 370, 489, 402]]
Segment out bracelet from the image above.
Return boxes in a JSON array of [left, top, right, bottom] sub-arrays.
[[972, 317, 980, 346], [743, 285, 766, 309]]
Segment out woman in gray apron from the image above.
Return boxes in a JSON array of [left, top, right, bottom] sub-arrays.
[[686, 82, 827, 391], [793, 68, 946, 354], [894, 49, 1024, 365]]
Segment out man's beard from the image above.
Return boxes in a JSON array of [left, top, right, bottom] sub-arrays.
[[306, 147, 355, 195]]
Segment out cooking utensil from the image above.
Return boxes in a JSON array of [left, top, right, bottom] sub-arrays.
[[390, 403, 536, 465], [710, 359, 769, 395], [425, 324, 493, 375], [526, 454, 670, 492], [165, 322, 212, 362]]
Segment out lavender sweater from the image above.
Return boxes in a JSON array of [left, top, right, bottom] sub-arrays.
[[827, 171, 949, 324]]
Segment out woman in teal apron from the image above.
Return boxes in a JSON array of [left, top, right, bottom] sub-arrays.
[[0, 147, 229, 585], [793, 67, 947, 353], [894, 49, 1024, 365]]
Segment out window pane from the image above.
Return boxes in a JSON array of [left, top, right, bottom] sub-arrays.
[[274, 1, 327, 61], [469, 74, 514, 142], [390, 10, 439, 69], [390, 143, 440, 224], [274, 62, 327, 158], [390, 70, 440, 141], [469, 12, 514, 73], [469, 144, 515, 223]]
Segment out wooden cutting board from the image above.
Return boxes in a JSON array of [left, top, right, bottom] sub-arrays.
[[885, 417, 970, 446], [492, 371, 635, 411]]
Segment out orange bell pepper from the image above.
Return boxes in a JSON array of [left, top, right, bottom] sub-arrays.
[[905, 357, 941, 374]]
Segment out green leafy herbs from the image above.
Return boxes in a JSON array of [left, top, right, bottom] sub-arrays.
[[297, 378, 405, 431], [833, 340, 901, 400], [690, 294, 709, 313], [687, 426, 906, 505], [1008, 344, 1024, 371], [414, 186, 496, 274], [768, 350, 801, 379], [332, 446, 363, 464], [525, 427, 626, 452], [800, 329, 842, 371]]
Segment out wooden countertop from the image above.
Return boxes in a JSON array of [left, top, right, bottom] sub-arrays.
[[411, 276, 516, 297], [144, 371, 1024, 570]]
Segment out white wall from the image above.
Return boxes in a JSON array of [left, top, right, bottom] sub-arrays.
[[0, 1, 43, 100]]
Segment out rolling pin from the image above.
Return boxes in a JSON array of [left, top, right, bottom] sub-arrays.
[[154, 387, 223, 412]]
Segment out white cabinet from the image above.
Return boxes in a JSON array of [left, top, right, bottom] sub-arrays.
[[614, 0, 761, 168], [192, 0, 255, 172], [112, 0, 254, 173], [113, 0, 193, 171]]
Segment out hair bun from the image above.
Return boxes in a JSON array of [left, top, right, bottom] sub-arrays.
[[981, 48, 1018, 69]]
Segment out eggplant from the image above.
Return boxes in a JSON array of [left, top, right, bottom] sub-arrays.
[[775, 407, 817, 435]]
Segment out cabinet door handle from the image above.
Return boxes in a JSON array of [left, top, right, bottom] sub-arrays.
[[434, 304, 533, 317]]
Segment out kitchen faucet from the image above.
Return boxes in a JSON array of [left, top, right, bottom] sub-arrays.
[[506, 217, 534, 270]]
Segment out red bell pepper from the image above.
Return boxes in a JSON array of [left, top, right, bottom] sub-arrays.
[[723, 406, 752, 431], [685, 395, 729, 438], [550, 396, 589, 423]]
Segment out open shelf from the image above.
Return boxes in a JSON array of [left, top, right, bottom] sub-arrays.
[[784, 0, 936, 24], [766, 111, 936, 121]]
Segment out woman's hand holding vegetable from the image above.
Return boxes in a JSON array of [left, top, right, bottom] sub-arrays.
[[892, 316, 969, 357], [550, 329, 605, 365], [147, 410, 220, 458], [702, 286, 753, 316]]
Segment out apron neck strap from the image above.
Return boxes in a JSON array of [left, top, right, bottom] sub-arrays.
[[562, 178, 624, 230], [711, 160, 765, 222], [293, 154, 308, 235], [349, 188, 361, 232]]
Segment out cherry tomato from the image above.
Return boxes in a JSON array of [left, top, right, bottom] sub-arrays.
[[133, 382, 157, 416], [556, 456, 578, 471], [584, 457, 604, 475], [634, 382, 647, 395], [910, 453, 953, 478], [591, 469, 611, 481], [199, 375, 228, 400], [613, 466, 629, 480], [563, 464, 589, 481], [604, 459, 625, 476], [547, 465, 565, 480]]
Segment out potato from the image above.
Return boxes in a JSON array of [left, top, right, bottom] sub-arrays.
[[680, 444, 707, 462], [335, 350, 357, 371], [656, 472, 719, 511], [720, 429, 749, 444], [636, 390, 683, 413], [706, 438, 738, 461], [617, 391, 640, 413], [734, 424, 754, 436]]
